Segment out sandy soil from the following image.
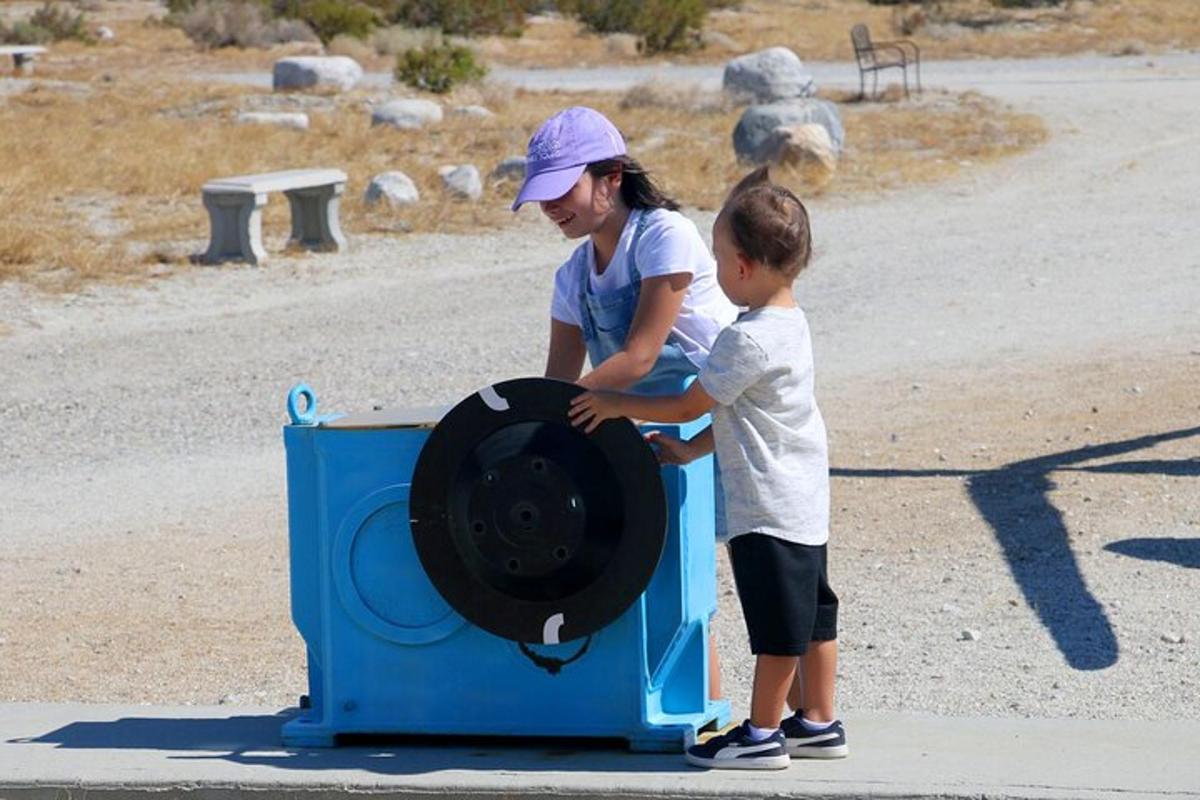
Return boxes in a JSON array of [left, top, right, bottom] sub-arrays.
[[1, 54, 1198, 719]]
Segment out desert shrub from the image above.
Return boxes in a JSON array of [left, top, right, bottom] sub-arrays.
[[370, 23, 440, 55], [0, 20, 49, 44], [569, 0, 707, 54], [287, 0, 377, 43], [327, 30, 376, 58], [386, 0, 525, 36], [395, 41, 486, 93], [1, 2, 92, 44], [172, 0, 317, 47]]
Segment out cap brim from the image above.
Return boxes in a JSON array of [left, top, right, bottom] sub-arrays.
[[511, 163, 586, 211]]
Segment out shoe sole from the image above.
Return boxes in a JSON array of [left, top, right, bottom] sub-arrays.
[[788, 744, 849, 759], [685, 752, 791, 770]]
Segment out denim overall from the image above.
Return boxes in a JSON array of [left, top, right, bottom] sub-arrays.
[[577, 211, 698, 396]]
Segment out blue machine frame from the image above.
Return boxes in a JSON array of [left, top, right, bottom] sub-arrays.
[[281, 385, 730, 751]]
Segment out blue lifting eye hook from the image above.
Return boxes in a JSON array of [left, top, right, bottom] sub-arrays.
[[288, 384, 318, 425]]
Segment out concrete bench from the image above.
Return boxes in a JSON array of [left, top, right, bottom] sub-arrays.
[[0, 45, 47, 76], [201, 168, 347, 265]]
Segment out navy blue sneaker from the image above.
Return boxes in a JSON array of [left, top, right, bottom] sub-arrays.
[[781, 713, 849, 758], [685, 721, 790, 770]]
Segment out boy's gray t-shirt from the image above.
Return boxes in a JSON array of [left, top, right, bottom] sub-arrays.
[[698, 305, 830, 545]]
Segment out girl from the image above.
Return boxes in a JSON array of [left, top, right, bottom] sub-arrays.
[[512, 106, 737, 397], [513, 107, 738, 700]]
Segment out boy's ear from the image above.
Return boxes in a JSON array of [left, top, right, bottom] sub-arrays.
[[736, 249, 753, 279]]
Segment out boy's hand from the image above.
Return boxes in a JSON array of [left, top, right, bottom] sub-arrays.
[[569, 390, 624, 434], [645, 431, 696, 465]]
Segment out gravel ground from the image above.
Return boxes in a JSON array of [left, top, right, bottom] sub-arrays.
[[1, 54, 1198, 719]]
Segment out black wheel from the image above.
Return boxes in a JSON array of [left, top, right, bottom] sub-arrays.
[[410, 378, 667, 643]]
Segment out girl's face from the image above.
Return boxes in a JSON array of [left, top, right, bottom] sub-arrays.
[[539, 171, 622, 239]]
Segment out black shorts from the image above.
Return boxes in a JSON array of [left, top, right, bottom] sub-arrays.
[[728, 534, 838, 656]]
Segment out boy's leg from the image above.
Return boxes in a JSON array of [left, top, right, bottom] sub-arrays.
[[795, 639, 837, 722], [708, 632, 722, 700], [750, 654, 800, 729], [787, 665, 803, 713]]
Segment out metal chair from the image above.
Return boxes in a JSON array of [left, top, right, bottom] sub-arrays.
[[850, 23, 922, 100]]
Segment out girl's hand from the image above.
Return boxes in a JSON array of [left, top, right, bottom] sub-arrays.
[[568, 390, 624, 434], [644, 431, 696, 465]]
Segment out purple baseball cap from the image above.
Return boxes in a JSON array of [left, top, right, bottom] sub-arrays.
[[511, 106, 627, 211]]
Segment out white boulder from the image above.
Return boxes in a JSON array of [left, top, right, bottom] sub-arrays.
[[723, 47, 815, 104], [235, 111, 310, 130], [760, 123, 838, 182], [364, 171, 420, 207], [439, 164, 482, 201], [490, 156, 526, 182], [273, 56, 363, 92], [733, 99, 844, 163], [371, 98, 444, 129]]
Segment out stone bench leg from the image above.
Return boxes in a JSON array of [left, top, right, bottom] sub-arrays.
[[284, 182, 346, 253], [13, 53, 36, 76], [203, 190, 268, 265]]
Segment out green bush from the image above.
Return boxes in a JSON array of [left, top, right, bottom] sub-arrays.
[[570, 0, 707, 54], [296, 0, 378, 43], [395, 41, 486, 93], [1, 2, 92, 44], [385, 0, 525, 37]]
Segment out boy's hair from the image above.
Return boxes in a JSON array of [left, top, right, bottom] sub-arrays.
[[586, 156, 680, 212], [721, 166, 812, 278]]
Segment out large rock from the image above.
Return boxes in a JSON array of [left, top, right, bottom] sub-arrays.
[[733, 99, 844, 163], [723, 47, 815, 104], [235, 111, 310, 130], [364, 171, 420, 207], [760, 123, 837, 178], [371, 98, 443, 129], [490, 156, 526, 183], [272, 56, 363, 92], [439, 164, 482, 201]]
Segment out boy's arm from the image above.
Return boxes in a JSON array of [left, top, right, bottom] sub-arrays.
[[569, 381, 716, 433], [687, 424, 715, 456], [647, 424, 713, 465]]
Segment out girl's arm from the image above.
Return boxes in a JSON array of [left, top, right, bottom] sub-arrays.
[[570, 381, 716, 433], [577, 273, 690, 390], [545, 319, 587, 382]]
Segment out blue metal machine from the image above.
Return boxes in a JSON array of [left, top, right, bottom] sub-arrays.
[[281, 382, 729, 751]]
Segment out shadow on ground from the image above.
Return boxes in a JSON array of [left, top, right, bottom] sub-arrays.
[[833, 426, 1200, 671], [9, 712, 691, 774]]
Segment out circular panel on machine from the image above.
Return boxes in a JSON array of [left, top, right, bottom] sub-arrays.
[[410, 378, 667, 644], [333, 486, 467, 645]]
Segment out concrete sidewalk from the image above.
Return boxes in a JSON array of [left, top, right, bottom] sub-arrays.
[[1, 704, 1196, 799]]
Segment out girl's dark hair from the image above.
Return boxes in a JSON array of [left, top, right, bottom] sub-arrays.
[[586, 156, 679, 212], [721, 166, 812, 278]]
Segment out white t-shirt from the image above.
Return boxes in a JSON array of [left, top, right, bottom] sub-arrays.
[[550, 208, 737, 369], [699, 306, 830, 546]]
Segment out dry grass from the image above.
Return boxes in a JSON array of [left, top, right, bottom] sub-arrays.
[[0, 70, 1045, 288], [476, 0, 1200, 67]]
